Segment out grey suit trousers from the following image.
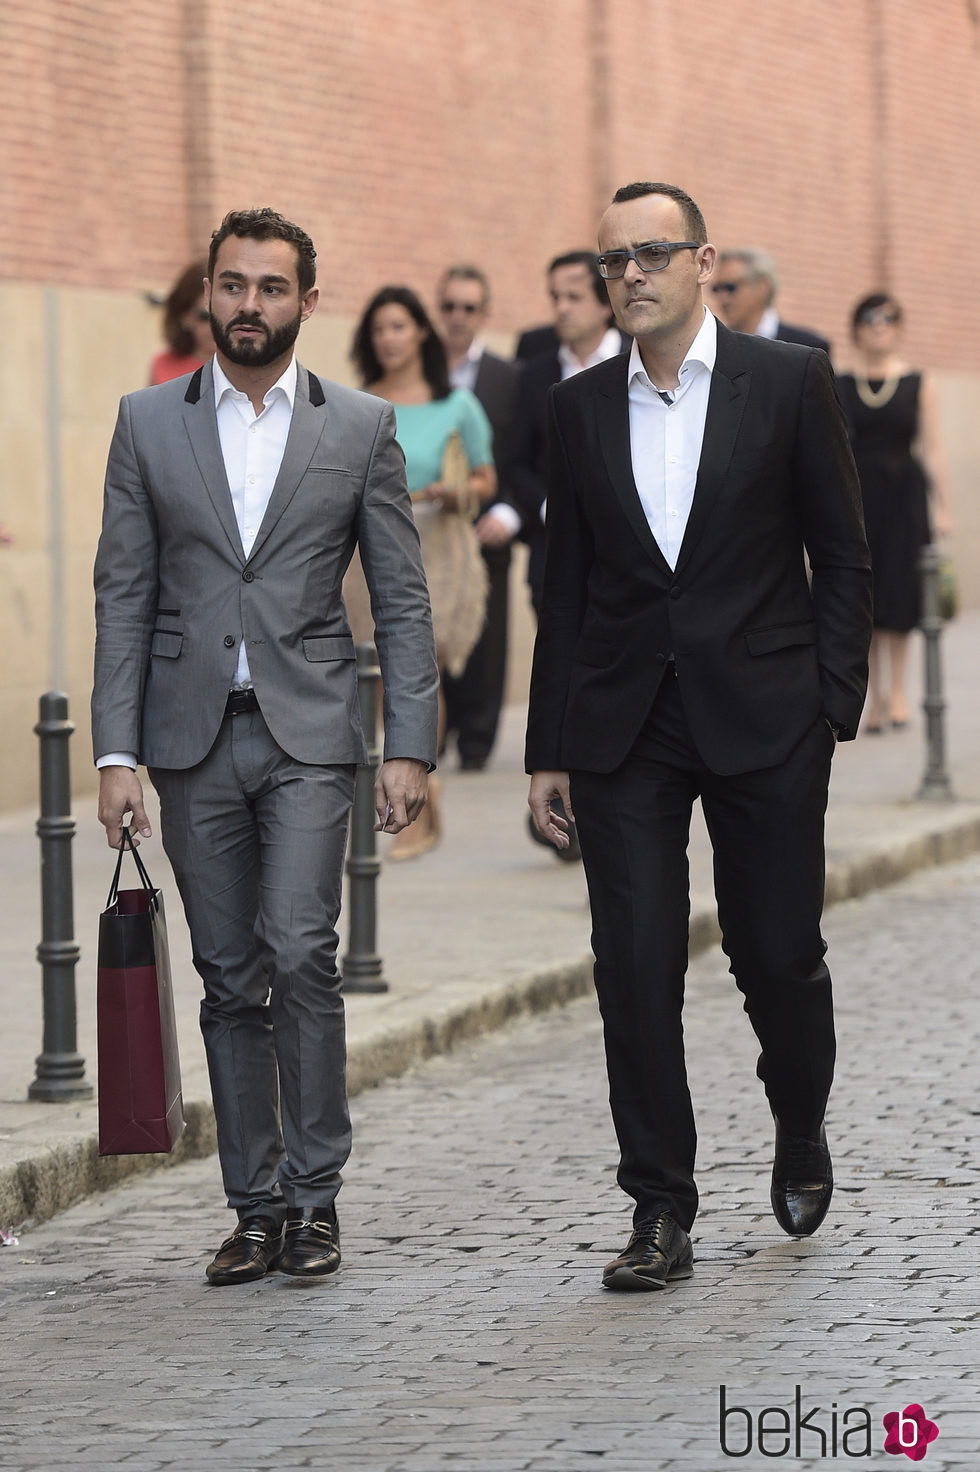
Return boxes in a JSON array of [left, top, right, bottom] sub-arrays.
[[149, 708, 355, 1218]]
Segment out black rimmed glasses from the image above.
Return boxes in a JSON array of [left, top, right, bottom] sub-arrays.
[[440, 300, 480, 315], [595, 241, 701, 280], [857, 308, 900, 327]]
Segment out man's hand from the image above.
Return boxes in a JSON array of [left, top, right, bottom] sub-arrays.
[[475, 510, 515, 549], [98, 766, 152, 849], [375, 759, 429, 834], [528, 770, 574, 850]]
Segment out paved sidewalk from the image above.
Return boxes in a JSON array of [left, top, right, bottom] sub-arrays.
[[1, 612, 979, 1229], [1, 852, 978, 1470]]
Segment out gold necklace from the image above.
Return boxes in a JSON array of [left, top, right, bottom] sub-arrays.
[[855, 371, 900, 409]]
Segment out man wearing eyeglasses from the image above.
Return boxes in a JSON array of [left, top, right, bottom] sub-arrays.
[[710, 247, 830, 356], [437, 265, 519, 772], [526, 182, 871, 1293]]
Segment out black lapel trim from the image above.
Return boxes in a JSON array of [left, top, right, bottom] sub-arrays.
[[308, 370, 325, 407], [184, 367, 204, 404], [595, 359, 673, 577]]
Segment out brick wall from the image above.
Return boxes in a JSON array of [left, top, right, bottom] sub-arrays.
[[3, 0, 977, 366]]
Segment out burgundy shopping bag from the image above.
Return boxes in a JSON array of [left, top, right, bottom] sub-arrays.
[[97, 829, 185, 1155]]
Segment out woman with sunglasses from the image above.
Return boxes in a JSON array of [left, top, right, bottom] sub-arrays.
[[149, 260, 215, 385], [837, 294, 952, 733], [350, 285, 496, 857]]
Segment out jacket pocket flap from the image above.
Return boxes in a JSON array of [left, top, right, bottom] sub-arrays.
[[573, 636, 615, 668], [150, 631, 183, 658], [745, 622, 817, 656], [302, 635, 356, 662]]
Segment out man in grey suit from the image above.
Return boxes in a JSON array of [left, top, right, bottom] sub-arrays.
[[93, 208, 439, 1285]]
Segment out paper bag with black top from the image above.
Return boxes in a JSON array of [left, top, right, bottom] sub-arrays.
[[97, 829, 185, 1155]]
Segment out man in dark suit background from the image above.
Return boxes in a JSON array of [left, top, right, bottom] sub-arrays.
[[709, 246, 831, 355], [526, 183, 871, 1292], [437, 264, 518, 771], [503, 251, 630, 615]]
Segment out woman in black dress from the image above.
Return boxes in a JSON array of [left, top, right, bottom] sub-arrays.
[[837, 295, 951, 731]]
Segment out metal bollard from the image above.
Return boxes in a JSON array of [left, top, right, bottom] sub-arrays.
[[916, 543, 954, 801], [341, 644, 388, 993], [29, 693, 93, 1100]]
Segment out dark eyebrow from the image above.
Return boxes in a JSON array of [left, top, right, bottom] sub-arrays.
[[216, 269, 292, 286]]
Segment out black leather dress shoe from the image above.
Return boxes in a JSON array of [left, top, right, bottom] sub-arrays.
[[601, 1213, 694, 1292], [206, 1215, 284, 1285], [278, 1206, 341, 1277], [771, 1121, 834, 1236]]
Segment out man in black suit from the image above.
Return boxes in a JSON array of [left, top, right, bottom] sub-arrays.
[[526, 183, 871, 1293], [503, 252, 630, 614], [438, 265, 518, 770], [709, 246, 831, 355]]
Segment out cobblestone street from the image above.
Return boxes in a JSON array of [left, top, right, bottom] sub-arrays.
[[3, 855, 978, 1471]]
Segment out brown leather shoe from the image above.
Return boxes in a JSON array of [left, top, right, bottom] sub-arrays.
[[771, 1121, 834, 1236], [205, 1215, 284, 1285], [601, 1213, 694, 1292], [278, 1206, 341, 1278]]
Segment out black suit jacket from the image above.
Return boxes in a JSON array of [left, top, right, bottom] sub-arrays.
[[471, 349, 517, 467], [502, 336, 630, 602], [775, 319, 831, 357], [525, 321, 871, 776]]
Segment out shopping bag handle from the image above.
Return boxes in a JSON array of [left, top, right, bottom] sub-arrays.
[[106, 825, 156, 907]]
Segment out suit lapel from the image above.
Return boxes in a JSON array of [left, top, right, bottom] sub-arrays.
[[596, 360, 673, 576], [673, 324, 751, 576], [248, 366, 325, 561], [181, 362, 244, 562]]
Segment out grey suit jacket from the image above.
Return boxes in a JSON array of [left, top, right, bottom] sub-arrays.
[[92, 360, 439, 771]]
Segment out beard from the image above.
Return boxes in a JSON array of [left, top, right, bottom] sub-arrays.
[[209, 307, 303, 368]]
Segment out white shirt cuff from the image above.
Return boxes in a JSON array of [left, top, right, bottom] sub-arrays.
[[485, 502, 521, 536], [97, 753, 138, 771]]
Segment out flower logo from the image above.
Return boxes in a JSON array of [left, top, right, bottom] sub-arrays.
[[883, 1404, 939, 1460]]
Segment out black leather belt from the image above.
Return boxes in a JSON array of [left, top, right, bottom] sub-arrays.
[[225, 688, 260, 716]]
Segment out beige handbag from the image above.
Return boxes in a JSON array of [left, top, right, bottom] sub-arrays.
[[415, 429, 489, 676]]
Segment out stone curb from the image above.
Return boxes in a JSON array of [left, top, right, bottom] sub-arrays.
[[5, 809, 980, 1231]]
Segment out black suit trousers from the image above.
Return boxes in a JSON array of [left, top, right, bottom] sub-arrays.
[[569, 670, 836, 1231]]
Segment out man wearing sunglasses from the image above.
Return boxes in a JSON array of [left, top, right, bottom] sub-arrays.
[[437, 265, 519, 772], [526, 182, 871, 1293], [710, 247, 830, 356]]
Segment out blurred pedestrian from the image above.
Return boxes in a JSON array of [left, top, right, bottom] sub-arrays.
[[437, 265, 519, 771], [710, 247, 830, 354], [149, 260, 215, 384], [837, 293, 952, 731], [503, 252, 629, 615], [526, 181, 872, 1292], [93, 208, 438, 1286], [352, 284, 495, 855]]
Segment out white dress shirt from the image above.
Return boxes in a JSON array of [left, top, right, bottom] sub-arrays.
[[558, 325, 623, 380], [97, 355, 297, 769], [213, 354, 296, 689], [756, 306, 780, 340], [448, 340, 484, 394], [627, 308, 716, 571]]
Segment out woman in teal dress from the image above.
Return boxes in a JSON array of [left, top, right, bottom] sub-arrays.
[[351, 285, 496, 855]]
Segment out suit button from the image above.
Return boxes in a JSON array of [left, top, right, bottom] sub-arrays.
[[669, 585, 682, 600], [242, 569, 254, 582], [223, 635, 236, 647]]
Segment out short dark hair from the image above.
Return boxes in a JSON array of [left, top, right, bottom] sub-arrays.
[[162, 260, 207, 355], [548, 250, 611, 310], [207, 208, 317, 295], [851, 292, 902, 339], [438, 264, 491, 309], [350, 285, 451, 399], [610, 182, 708, 245]]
